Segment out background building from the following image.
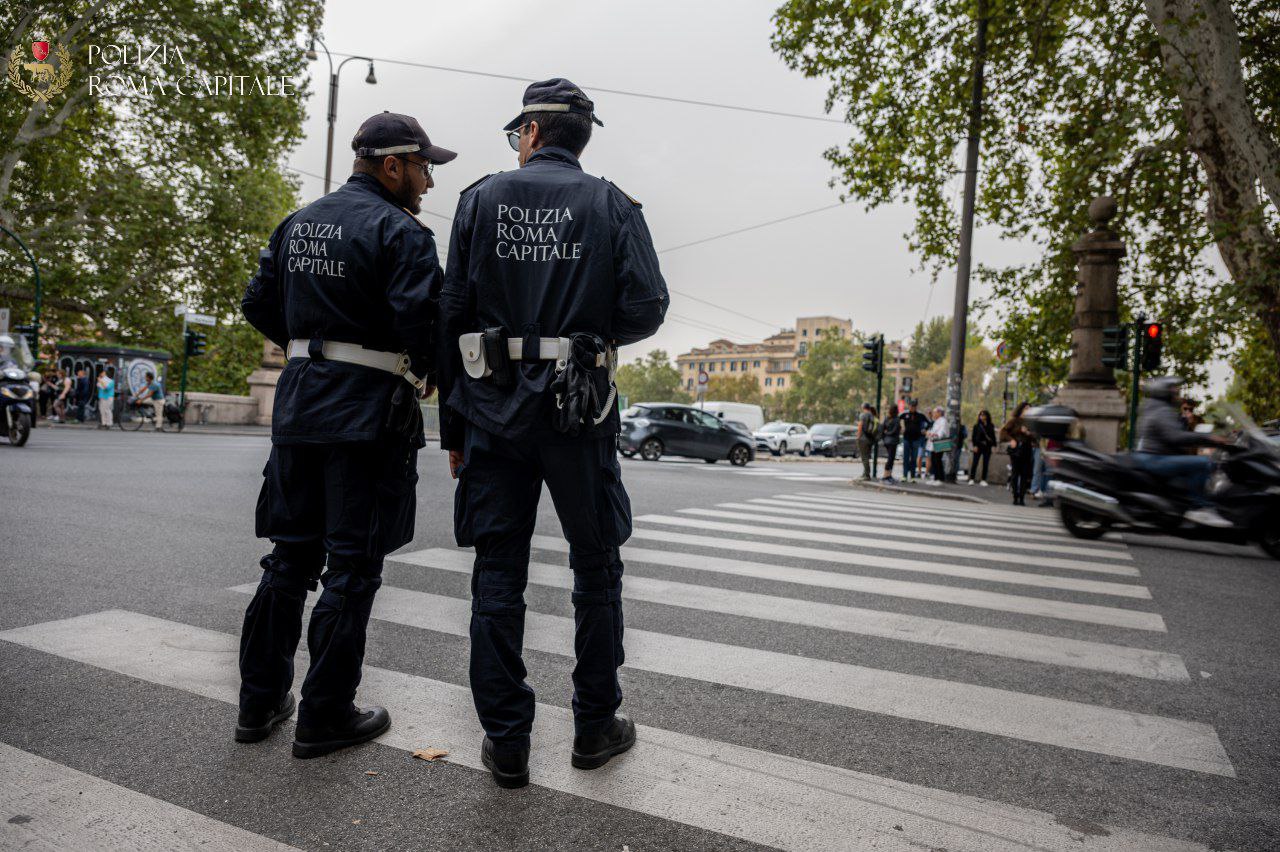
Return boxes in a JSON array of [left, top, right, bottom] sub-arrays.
[[675, 316, 853, 394]]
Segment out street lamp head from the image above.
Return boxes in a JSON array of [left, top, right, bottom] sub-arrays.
[[305, 38, 317, 61], [365, 62, 377, 85]]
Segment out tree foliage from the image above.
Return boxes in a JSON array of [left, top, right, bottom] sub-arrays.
[[705, 373, 764, 405], [772, 0, 1280, 407], [907, 315, 952, 369], [616, 350, 691, 405], [0, 0, 322, 390]]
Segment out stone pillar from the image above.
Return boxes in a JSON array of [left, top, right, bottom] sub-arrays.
[[246, 339, 285, 426], [1053, 195, 1128, 452]]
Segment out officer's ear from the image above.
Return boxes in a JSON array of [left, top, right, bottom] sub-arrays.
[[382, 155, 402, 180], [526, 120, 542, 150]]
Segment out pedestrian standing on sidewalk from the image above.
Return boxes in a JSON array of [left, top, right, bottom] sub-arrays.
[[72, 368, 91, 422], [968, 409, 995, 486], [96, 368, 115, 429], [51, 369, 70, 422], [880, 403, 900, 482], [1000, 401, 1036, 505], [898, 400, 929, 482], [856, 403, 878, 480], [925, 406, 949, 486]]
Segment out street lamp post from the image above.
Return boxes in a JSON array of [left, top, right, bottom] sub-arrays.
[[0, 224, 42, 357], [305, 36, 376, 194]]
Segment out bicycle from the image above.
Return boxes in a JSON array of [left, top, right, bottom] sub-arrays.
[[118, 397, 184, 432]]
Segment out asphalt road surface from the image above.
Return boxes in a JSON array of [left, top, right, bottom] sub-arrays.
[[2, 428, 1277, 851]]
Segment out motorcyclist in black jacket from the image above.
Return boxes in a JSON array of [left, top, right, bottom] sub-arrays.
[[1133, 376, 1231, 528]]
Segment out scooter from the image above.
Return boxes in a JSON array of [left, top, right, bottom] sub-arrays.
[[0, 359, 35, 446], [1026, 404, 1280, 560]]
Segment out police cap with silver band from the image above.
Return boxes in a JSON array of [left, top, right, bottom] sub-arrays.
[[352, 111, 457, 164], [502, 78, 604, 131]]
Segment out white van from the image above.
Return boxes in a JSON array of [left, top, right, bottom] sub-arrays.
[[699, 401, 765, 432]]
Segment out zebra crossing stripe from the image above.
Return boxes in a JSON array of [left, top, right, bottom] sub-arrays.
[[629, 523, 1147, 598], [530, 535, 1166, 631], [791, 491, 1065, 528], [687, 506, 1132, 560], [0, 742, 300, 851], [742, 497, 1121, 546], [393, 547, 1188, 681], [225, 585, 1227, 775], [0, 611, 1214, 852], [637, 514, 1138, 579]]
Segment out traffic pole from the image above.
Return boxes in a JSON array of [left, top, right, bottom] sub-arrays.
[[872, 334, 884, 478], [1126, 312, 1144, 450], [179, 313, 190, 410]]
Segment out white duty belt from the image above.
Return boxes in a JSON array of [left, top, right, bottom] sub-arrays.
[[457, 334, 607, 380], [458, 333, 617, 426], [286, 339, 426, 392]]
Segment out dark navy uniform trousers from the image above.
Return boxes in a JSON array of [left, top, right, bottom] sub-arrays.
[[454, 425, 632, 753], [239, 440, 418, 727]]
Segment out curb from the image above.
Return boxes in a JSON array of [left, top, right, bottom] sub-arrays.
[[849, 479, 989, 504]]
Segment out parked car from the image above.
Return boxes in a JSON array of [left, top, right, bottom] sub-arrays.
[[700, 401, 765, 432], [753, 421, 812, 456], [809, 423, 857, 457], [619, 403, 755, 466]]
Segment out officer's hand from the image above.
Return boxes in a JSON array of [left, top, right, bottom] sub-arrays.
[[448, 449, 464, 479]]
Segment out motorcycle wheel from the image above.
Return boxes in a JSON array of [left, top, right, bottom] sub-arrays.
[[1059, 502, 1109, 540], [1260, 529, 1280, 561], [8, 412, 30, 447]]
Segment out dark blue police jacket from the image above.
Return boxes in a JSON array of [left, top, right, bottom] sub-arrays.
[[437, 147, 668, 450], [242, 172, 441, 444]]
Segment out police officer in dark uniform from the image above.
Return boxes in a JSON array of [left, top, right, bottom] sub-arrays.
[[437, 79, 668, 789], [236, 112, 455, 758]]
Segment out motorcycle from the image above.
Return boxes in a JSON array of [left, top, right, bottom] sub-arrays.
[[1, 358, 35, 447], [1027, 404, 1280, 560]]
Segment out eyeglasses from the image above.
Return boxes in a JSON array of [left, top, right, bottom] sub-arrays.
[[506, 126, 524, 152], [398, 156, 433, 178]]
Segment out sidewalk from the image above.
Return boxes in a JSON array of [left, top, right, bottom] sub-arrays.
[[851, 475, 1057, 511]]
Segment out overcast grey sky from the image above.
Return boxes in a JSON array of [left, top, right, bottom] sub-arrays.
[[287, 0, 1040, 363]]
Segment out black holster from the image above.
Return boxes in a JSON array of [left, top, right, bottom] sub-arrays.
[[384, 382, 426, 448], [549, 333, 608, 437], [481, 327, 512, 387]]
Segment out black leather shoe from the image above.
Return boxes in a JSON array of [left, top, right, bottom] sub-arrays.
[[235, 693, 296, 743], [481, 737, 530, 789], [292, 705, 390, 759], [571, 715, 636, 770]]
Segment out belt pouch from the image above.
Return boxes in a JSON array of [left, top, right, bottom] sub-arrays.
[[481, 327, 512, 387]]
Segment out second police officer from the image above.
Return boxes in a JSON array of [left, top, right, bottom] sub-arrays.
[[237, 113, 454, 759], [437, 79, 669, 788]]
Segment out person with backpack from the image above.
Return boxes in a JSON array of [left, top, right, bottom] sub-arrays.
[[880, 403, 901, 482], [856, 403, 879, 479]]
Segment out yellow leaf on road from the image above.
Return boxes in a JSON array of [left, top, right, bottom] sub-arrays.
[[412, 748, 449, 762]]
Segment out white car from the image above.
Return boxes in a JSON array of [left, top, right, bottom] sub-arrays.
[[753, 421, 812, 456]]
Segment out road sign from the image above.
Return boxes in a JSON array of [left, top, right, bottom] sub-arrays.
[[996, 340, 1009, 361], [900, 376, 913, 394], [697, 370, 709, 388], [0, 307, 8, 333], [185, 312, 217, 326]]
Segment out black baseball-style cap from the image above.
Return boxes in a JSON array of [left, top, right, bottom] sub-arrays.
[[352, 111, 456, 164], [502, 78, 604, 131]]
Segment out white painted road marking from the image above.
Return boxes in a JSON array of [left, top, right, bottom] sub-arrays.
[[685, 506, 1132, 560], [529, 536, 1166, 631], [0, 742, 300, 851], [394, 547, 1188, 681], [0, 611, 1216, 852], [637, 514, 1138, 578]]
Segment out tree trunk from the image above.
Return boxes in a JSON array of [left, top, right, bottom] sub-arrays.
[[1143, 0, 1280, 370]]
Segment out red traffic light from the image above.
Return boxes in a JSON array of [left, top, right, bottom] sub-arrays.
[[1145, 323, 1162, 339]]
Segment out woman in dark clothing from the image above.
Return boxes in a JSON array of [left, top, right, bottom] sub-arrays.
[[999, 402, 1036, 505], [968, 409, 996, 485], [880, 404, 900, 481]]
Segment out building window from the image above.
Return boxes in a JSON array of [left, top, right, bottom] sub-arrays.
[[708, 362, 714, 372], [753, 360, 760, 368], [798, 359, 805, 368], [798, 342, 808, 356], [730, 361, 737, 372], [777, 377, 785, 387], [765, 377, 772, 387], [802, 329, 808, 337], [686, 378, 693, 389]]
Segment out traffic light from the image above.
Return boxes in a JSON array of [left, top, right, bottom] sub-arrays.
[[861, 335, 883, 374], [1100, 325, 1128, 368], [1140, 321, 1162, 372], [185, 330, 208, 357]]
